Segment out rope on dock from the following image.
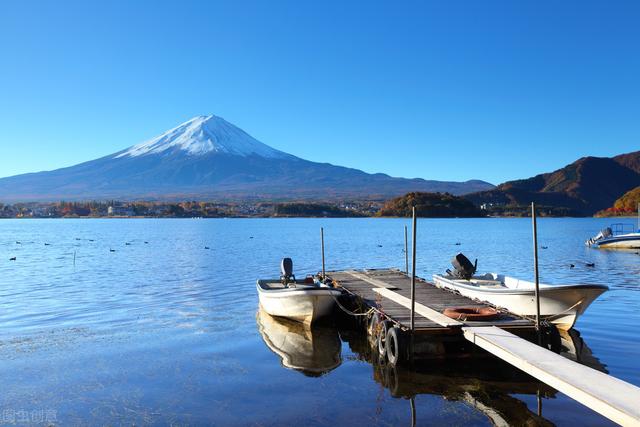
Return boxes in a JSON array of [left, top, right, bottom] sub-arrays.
[[330, 280, 375, 317]]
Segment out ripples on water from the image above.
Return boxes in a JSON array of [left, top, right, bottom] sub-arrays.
[[0, 218, 637, 425]]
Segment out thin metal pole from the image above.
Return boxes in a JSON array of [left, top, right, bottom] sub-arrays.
[[404, 225, 409, 275], [410, 207, 417, 364], [410, 207, 417, 332], [410, 397, 416, 427], [320, 227, 325, 279], [537, 389, 542, 417], [531, 202, 541, 342]]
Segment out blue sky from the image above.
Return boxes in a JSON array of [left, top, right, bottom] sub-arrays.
[[1, 0, 638, 184]]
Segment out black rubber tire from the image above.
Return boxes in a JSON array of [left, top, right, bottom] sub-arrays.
[[384, 363, 401, 397], [385, 327, 405, 367], [377, 320, 391, 359]]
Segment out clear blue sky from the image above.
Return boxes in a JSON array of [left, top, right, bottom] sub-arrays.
[[1, 1, 638, 184]]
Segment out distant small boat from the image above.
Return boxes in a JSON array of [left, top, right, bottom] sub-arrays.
[[256, 258, 342, 325], [433, 254, 608, 330], [586, 223, 640, 249]]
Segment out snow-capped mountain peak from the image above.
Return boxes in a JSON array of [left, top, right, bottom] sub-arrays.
[[116, 115, 289, 159]]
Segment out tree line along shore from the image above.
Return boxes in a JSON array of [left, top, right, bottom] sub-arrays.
[[1, 188, 639, 219]]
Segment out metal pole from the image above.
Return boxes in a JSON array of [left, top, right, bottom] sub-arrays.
[[410, 397, 416, 427], [410, 207, 417, 364], [531, 202, 541, 342], [321, 227, 325, 279], [410, 207, 417, 332], [537, 389, 542, 417], [404, 225, 409, 275]]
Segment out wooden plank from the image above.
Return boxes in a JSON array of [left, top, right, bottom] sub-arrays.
[[344, 271, 400, 289], [463, 326, 640, 426], [372, 288, 462, 328]]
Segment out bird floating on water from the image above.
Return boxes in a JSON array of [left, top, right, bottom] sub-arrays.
[[15, 241, 21, 244], [455, 242, 461, 246], [204, 246, 210, 250], [586, 262, 595, 268], [9, 257, 16, 261], [541, 246, 548, 249], [44, 243, 50, 246], [569, 264, 575, 268], [110, 248, 116, 252]]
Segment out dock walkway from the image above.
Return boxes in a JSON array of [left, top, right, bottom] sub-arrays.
[[329, 268, 640, 426], [330, 268, 533, 332]]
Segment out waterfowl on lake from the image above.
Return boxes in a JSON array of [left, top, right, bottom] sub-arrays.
[[9, 257, 16, 261], [433, 253, 608, 330]]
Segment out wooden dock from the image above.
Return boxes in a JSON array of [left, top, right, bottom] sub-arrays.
[[330, 268, 534, 332], [328, 268, 640, 426]]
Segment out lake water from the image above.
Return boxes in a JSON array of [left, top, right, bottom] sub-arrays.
[[0, 218, 638, 426]]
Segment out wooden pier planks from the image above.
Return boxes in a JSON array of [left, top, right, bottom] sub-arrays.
[[330, 269, 533, 331], [463, 326, 640, 426], [372, 287, 462, 327]]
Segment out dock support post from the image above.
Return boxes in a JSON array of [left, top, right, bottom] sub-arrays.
[[321, 227, 325, 279], [410, 397, 416, 427], [404, 225, 409, 275], [410, 207, 417, 360], [531, 202, 541, 342]]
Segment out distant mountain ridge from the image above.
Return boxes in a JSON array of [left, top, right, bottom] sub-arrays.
[[0, 115, 494, 202], [465, 151, 640, 216]]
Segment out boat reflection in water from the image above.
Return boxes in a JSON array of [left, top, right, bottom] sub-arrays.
[[256, 309, 342, 377], [339, 325, 606, 426]]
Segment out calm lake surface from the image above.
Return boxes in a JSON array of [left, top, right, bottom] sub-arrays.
[[0, 218, 638, 426]]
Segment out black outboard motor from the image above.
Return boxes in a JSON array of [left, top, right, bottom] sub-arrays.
[[448, 253, 477, 280], [280, 257, 295, 286]]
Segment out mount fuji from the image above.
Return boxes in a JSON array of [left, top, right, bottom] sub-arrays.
[[0, 115, 494, 201]]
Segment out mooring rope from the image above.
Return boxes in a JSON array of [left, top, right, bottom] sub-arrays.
[[329, 279, 375, 317]]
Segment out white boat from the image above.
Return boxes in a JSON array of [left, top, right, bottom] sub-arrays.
[[256, 309, 341, 376], [256, 258, 342, 324], [586, 223, 640, 249], [433, 272, 607, 330]]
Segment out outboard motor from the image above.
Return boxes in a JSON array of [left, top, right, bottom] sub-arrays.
[[448, 253, 477, 280], [280, 257, 295, 286], [586, 227, 612, 246]]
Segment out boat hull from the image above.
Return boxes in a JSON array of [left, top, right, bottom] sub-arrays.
[[592, 235, 640, 249], [256, 281, 341, 325], [433, 275, 607, 330]]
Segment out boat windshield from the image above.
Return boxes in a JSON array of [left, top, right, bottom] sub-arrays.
[[609, 223, 637, 235]]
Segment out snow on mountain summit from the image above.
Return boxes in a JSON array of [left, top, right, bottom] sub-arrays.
[[116, 115, 290, 159]]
